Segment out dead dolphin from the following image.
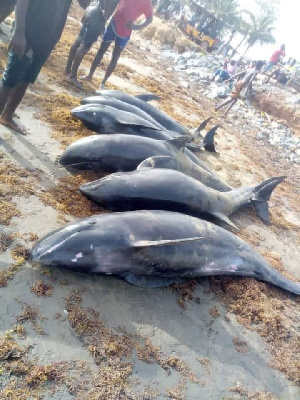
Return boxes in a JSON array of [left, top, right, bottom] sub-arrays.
[[134, 93, 161, 102], [59, 134, 231, 191], [30, 210, 300, 295], [137, 156, 279, 224], [94, 89, 193, 136], [71, 104, 216, 153], [79, 169, 285, 228], [71, 104, 159, 133], [81, 95, 168, 130]]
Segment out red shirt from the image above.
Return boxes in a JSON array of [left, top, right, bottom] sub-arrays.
[[112, 0, 153, 38], [270, 49, 286, 64]]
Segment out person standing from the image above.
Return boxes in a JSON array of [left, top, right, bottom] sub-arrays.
[[0, 0, 90, 134], [214, 61, 264, 116], [215, 29, 236, 57], [82, 0, 153, 89], [263, 44, 286, 73], [65, 1, 105, 89]]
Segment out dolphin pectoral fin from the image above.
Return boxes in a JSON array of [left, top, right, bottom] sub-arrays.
[[135, 94, 161, 102], [167, 135, 191, 150], [132, 237, 205, 248], [123, 273, 185, 288], [212, 213, 239, 230], [202, 126, 218, 153], [137, 156, 177, 170]]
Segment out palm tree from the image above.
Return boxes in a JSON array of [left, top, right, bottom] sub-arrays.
[[241, 10, 276, 56], [195, 0, 240, 26]]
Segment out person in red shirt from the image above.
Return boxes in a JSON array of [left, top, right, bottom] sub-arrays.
[[82, 0, 153, 88], [263, 44, 286, 73]]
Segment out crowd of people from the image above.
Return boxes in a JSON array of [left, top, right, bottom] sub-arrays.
[[0, 1, 298, 130], [0, 0, 153, 134], [211, 43, 298, 116]]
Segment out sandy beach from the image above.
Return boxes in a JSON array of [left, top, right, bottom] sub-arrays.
[[0, 8, 299, 400]]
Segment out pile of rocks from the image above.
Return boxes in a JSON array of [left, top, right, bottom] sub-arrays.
[[160, 48, 300, 164]]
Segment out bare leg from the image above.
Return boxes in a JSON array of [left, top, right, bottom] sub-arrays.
[[265, 70, 276, 83], [0, 82, 29, 134], [67, 43, 89, 88], [224, 99, 237, 116], [65, 37, 82, 76], [0, 81, 12, 114], [214, 97, 233, 112], [100, 43, 123, 88], [81, 41, 111, 81]]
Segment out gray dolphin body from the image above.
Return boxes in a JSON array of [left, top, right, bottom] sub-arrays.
[[81, 95, 168, 130], [59, 134, 231, 191], [79, 169, 284, 228], [94, 89, 191, 135], [71, 104, 216, 155], [30, 210, 300, 295]]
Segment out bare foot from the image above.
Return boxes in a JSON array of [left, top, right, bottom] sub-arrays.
[[0, 117, 28, 135], [99, 82, 106, 90], [67, 76, 82, 89], [64, 68, 71, 76], [80, 75, 92, 81]]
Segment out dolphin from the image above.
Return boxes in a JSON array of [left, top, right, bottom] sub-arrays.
[[59, 134, 231, 191], [137, 156, 277, 224], [81, 95, 167, 130], [71, 104, 217, 153], [94, 89, 195, 136], [134, 93, 161, 102], [78, 169, 285, 229], [30, 210, 300, 295]]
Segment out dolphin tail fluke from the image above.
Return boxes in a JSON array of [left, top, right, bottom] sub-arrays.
[[195, 117, 212, 134], [135, 94, 161, 102], [261, 264, 300, 295], [202, 126, 218, 153], [252, 176, 286, 224]]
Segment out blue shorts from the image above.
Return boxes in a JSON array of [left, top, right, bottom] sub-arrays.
[[102, 20, 130, 49]]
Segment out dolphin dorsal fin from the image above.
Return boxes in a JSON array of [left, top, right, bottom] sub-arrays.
[[166, 135, 191, 150]]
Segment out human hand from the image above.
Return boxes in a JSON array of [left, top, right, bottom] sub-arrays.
[[9, 30, 26, 57], [126, 20, 137, 30]]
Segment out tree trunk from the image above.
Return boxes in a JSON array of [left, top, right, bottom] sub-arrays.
[[233, 32, 248, 53], [242, 43, 252, 57]]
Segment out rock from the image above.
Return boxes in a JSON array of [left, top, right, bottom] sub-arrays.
[[217, 87, 228, 98], [286, 95, 300, 104], [206, 90, 219, 100], [180, 81, 190, 89], [182, 51, 195, 59], [256, 132, 265, 140]]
